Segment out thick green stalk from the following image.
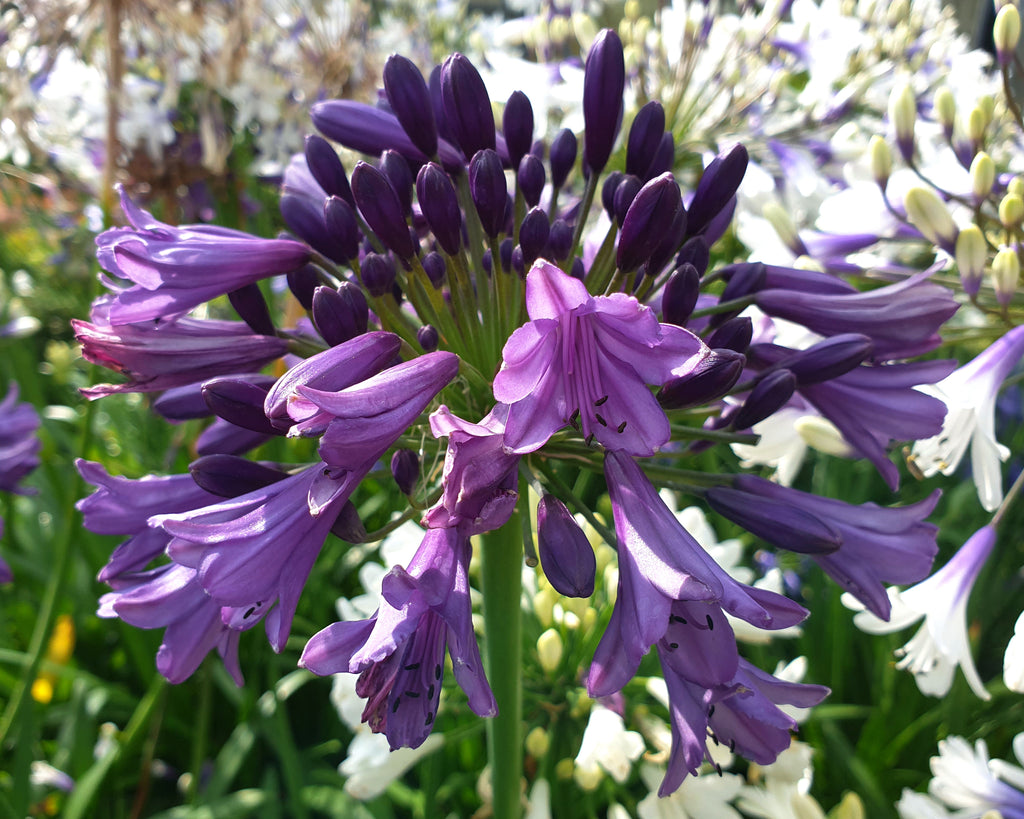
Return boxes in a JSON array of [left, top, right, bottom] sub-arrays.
[[480, 499, 525, 819]]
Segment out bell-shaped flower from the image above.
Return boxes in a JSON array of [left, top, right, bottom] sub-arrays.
[[911, 325, 1024, 512], [845, 525, 996, 701], [96, 186, 310, 324], [493, 259, 710, 456], [300, 526, 496, 750]]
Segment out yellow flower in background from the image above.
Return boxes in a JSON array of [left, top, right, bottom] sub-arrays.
[[31, 614, 75, 704]]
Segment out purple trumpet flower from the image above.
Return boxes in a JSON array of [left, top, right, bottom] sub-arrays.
[[0, 385, 40, 495], [493, 259, 711, 455], [300, 526, 496, 750], [96, 187, 310, 325], [99, 562, 250, 685], [423, 405, 520, 535], [76, 459, 220, 583], [587, 453, 808, 697], [74, 311, 288, 399], [708, 475, 941, 619], [754, 271, 958, 361]]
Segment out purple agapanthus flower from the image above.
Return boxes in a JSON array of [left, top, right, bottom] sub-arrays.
[[0, 385, 41, 582], [96, 186, 310, 325], [300, 526, 496, 750], [74, 309, 288, 399], [493, 259, 710, 455]]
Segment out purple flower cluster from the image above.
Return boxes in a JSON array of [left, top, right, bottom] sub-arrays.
[[76, 28, 956, 795]]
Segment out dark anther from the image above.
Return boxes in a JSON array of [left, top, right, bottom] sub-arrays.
[[244, 607, 256, 619], [668, 641, 679, 650], [392, 697, 401, 713], [435, 664, 442, 680], [585, 433, 595, 446], [616, 421, 627, 433], [428, 684, 435, 699], [569, 408, 581, 429], [594, 395, 609, 406], [706, 614, 715, 630], [595, 413, 608, 427], [405, 690, 420, 698], [404, 662, 421, 671]]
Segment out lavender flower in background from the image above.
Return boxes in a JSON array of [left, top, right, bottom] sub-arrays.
[[0, 384, 42, 583]]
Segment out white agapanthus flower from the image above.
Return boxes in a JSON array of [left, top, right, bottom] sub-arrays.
[[1004, 609, 1024, 693], [573, 704, 646, 789], [738, 740, 827, 819], [635, 761, 743, 819], [844, 526, 996, 700]]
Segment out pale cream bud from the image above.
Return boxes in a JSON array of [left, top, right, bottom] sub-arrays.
[[934, 86, 956, 131], [903, 186, 958, 249], [525, 726, 550, 759], [555, 758, 575, 781], [868, 135, 892, 187], [968, 106, 987, 145], [1001, 193, 1024, 228], [762, 200, 803, 253], [794, 416, 853, 457], [888, 83, 917, 159], [955, 225, 988, 295], [992, 247, 1020, 306], [534, 585, 557, 628], [537, 628, 563, 673], [970, 152, 995, 199], [995, 4, 1022, 65], [979, 94, 996, 126], [1010, 176, 1024, 198], [831, 791, 866, 819]]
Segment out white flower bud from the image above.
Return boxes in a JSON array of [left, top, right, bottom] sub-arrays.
[[992, 247, 1020, 306], [934, 86, 956, 132], [968, 106, 987, 145], [955, 225, 988, 296], [762, 200, 803, 253], [525, 726, 550, 758], [995, 4, 1021, 66], [904, 186, 958, 250], [888, 82, 917, 161], [970, 152, 995, 200], [1010, 176, 1024, 198], [537, 628, 563, 673], [869, 135, 892, 187], [1001, 193, 1024, 228]]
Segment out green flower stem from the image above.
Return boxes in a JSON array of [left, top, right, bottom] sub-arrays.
[[480, 497, 526, 819]]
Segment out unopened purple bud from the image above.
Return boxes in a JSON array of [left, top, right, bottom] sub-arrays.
[[676, 236, 710, 275], [421, 251, 447, 287], [519, 207, 550, 266], [390, 448, 420, 495], [644, 203, 688, 276], [612, 175, 642, 225], [546, 218, 573, 261], [537, 495, 596, 598], [189, 454, 288, 497], [687, 143, 749, 237], [312, 282, 369, 346], [417, 323, 439, 351], [280, 193, 350, 265], [626, 101, 666, 178], [731, 369, 797, 429], [228, 283, 275, 336], [644, 132, 675, 180], [617, 173, 683, 273], [287, 263, 322, 310], [416, 162, 463, 256], [323, 196, 361, 264], [428, 64, 458, 150], [202, 376, 279, 435], [720, 262, 767, 301], [657, 348, 745, 409], [499, 237, 515, 272], [777, 333, 874, 385], [601, 171, 625, 217], [504, 90, 534, 171], [469, 149, 508, 238], [305, 135, 354, 207], [360, 253, 397, 296], [380, 150, 414, 216], [518, 154, 546, 208], [383, 54, 438, 159], [662, 263, 701, 325], [153, 383, 215, 420], [331, 500, 368, 542], [441, 53, 496, 159], [705, 316, 753, 353], [583, 28, 625, 175], [511, 244, 525, 275], [570, 257, 585, 280], [351, 162, 417, 260], [549, 128, 577, 189]]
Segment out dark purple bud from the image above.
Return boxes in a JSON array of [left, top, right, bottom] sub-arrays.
[[687, 143, 749, 236], [720, 262, 767, 301], [417, 323, 439, 351], [287, 263, 322, 310], [518, 154, 546, 208], [705, 485, 841, 554], [657, 348, 745, 409], [511, 244, 525, 275], [312, 282, 369, 346], [731, 369, 797, 429], [380, 150, 414, 216], [360, 252, 397, 296], [626, 101, 666, 177], [441, 53, 496, 159], [546, 218, 573, 261], [383, 54, 438, 159], [601, 171, 625, 218], [612, 175, 642, 225], [537, 495, 596, 598], [617, 173, 683, 273], [202, 376, 279, 435], [416, 162, 463, 256], [644, 132, 675, 180], [331, 500, 368, 542], [390, 449, 420, 495], [676, 236, 710, 276], [469, 148, 508, 238], [429, 64, 459, 150], [305, 135, 354, 207], [549, 128, 577, 189], [662, 263, 701, 325], [503, 90, 534, 171], [530, 139, 545, 159], [778, 333, 874, 385], [280, 193, 350, 265], [153, 383, 214, 420], [644, 202, 688, 276], [519, 207, 550, 266], [421, 251, 447, 287], [189, 454, 288, 497], [499, 237, 515, 272], [351, 161, 416, 260], [583, 29, 625, 175], [570, 256, 585, 280], [482, 248, 492, 274], [323, 196, 361, 264], [228, 283, 275, 336], [705, 316, 753, 353]]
